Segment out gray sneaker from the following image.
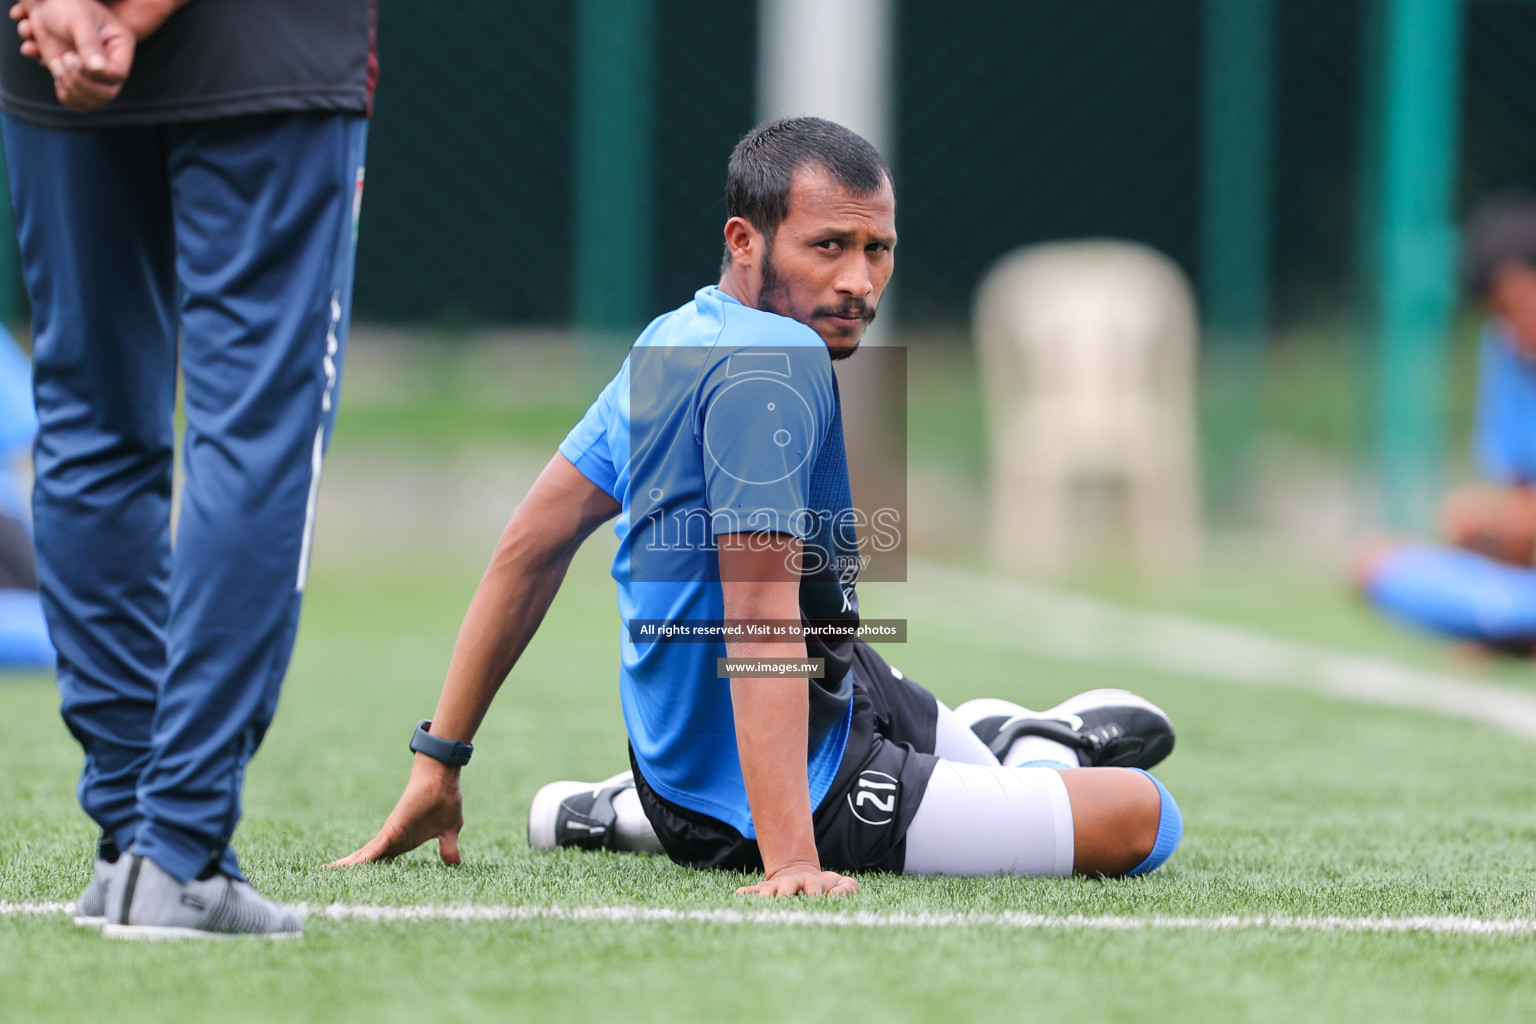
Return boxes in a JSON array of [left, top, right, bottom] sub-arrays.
[[101, 853, 303, 941], [73, 858, 112, 928]]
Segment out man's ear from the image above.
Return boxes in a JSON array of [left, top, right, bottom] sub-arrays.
[[723, 216, 758, 268]]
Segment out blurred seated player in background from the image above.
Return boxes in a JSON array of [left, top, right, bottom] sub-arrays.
[[1356, 194, 1536, 653], [336, 118, 1182, 895], [0, 325, 53, 669]]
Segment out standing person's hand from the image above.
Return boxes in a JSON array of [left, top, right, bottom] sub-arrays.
[[10, 0, 133, 112], [103, 0, 187, 41], [15, 0, 182, 51], [329, 756, 466, 867]]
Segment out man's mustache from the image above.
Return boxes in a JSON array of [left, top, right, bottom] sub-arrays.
[[817, 302, 876, 323]]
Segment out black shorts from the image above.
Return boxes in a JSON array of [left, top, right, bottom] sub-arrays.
[[630, 641, 941, 875]]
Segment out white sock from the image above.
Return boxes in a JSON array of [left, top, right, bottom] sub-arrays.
[[612, 787, 664, 854], [1002, 735, 1081, 768], [953, 697, 1081, 767], [903, 759, 1075, 876], [932, 700, 1001, 765]]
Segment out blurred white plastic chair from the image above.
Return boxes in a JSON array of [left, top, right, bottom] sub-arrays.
[[973, 240, 1201, 572]]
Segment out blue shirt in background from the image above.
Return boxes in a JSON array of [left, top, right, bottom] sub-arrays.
[[0, 327, 36, 524], [1474, 322, 1536, 485]]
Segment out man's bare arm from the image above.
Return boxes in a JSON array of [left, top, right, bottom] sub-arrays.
[[331, 453, 620, 866], [721, 532, 857, 897]]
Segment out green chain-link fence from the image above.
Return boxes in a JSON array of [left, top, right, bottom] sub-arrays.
[[355, 0, 756, 325], [350, 1, 1536, 334], [0, 0, 1530, 346], [896, 0, 1202, 325]]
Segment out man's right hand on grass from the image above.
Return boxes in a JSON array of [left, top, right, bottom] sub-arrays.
[[330, 755, 466, 867], [736, 861, 858, 898]]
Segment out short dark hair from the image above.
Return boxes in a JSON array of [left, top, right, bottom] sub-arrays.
[[1461, 191, 1536, 298], [722, 117, 892, 263]]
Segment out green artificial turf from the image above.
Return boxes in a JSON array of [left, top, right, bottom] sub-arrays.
[[5, 540, 1536, 1023]]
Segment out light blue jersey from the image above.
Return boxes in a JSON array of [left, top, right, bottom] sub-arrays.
[[558, 286, 854, 837], [1473, 322, 1536, 485], [0, 327, 36, 523]]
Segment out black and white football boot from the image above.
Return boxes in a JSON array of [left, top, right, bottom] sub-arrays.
[[956, 689, 1175, 769], [527, 770, 637, 852]]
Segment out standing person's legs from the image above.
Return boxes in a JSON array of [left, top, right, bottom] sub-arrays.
[[129, 112, 368, 885], [2, 117, 178, 864]]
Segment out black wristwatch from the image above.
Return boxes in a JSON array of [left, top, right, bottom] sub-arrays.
[[409, 719, 473, 767]]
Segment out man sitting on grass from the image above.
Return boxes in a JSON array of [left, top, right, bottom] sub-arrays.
[[1355, 193, 1536, 655], [335, 118, 1182, 895]]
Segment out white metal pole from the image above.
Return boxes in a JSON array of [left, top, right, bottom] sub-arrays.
[[759, 0, 896, 345], [758, 0, 902, 563], [759, 0, 894, 156]]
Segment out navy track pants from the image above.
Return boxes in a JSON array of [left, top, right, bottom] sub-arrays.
[[2, 111, 367, 882]]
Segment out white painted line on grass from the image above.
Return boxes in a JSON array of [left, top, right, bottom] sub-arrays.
[[2, 902, 70, 916], [6, 900, 1536, 935], [907, 560, 1536, 742], [301, 905, 1536, 935]]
